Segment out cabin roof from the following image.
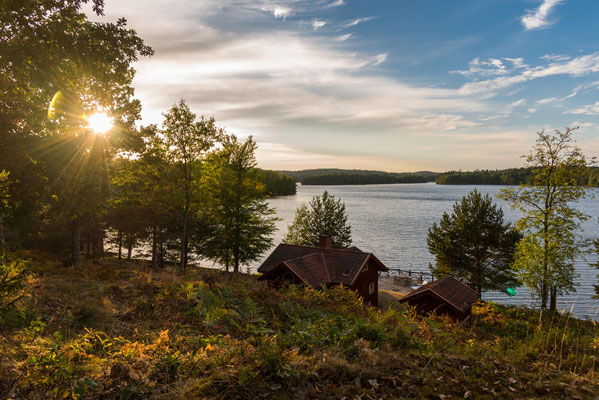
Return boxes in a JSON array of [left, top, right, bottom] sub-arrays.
[[399, 276, 479, 313], [257, 243, 388, 287]]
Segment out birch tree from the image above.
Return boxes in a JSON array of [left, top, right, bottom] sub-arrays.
[[498, 127, 590, 312]]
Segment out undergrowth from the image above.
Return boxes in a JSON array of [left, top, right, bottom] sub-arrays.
[[0, 251, 598, 399]]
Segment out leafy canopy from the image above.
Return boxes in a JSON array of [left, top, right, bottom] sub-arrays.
[[200, 135, 277, 272], [284, 191, 352, 248], [498, 128, 591, 310]]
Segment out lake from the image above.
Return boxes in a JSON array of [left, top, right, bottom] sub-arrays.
[[263, 183, 599, 319]]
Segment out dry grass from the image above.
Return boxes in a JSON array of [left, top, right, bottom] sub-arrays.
[[1, 251, 598, 399]]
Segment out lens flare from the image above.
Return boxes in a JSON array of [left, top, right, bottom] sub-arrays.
[[85, 113, 113, 134]]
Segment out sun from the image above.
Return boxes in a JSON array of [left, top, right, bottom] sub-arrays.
[[85, 113, 113, 134]]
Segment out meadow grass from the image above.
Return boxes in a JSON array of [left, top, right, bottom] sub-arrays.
[[0, 251, 598, 399]]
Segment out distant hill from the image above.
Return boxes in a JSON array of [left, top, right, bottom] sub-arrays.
[[280, 169, 439, 185]]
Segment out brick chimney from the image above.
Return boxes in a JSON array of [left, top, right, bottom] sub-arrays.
[[319, 234, 332, 249]]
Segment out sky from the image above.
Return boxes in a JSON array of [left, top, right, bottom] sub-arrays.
[[90, 0, 599, 172]]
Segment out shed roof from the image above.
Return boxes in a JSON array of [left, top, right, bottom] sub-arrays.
[[399, 276, 479, 313], [257, 243, 388, 287]]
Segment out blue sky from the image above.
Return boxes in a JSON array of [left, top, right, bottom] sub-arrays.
[[92, 0, 599, 171]]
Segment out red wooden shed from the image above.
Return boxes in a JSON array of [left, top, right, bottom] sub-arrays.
[[257, 236, 389, 306], [399, 276, 479, 323]]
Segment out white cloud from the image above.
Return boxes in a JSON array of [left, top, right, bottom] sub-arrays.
[[540, 54, 570, 62], [374, 53, 388, 66], [311, 19, 326, 30], [341, 17, 374, 29], [535, 97, 558, 105], [271, 6, 292, 19], [326, 0, 344, 7], [453, 57, 521, 77], [528, 108, 537, 113], [569, 102, 599, 115], [458, 52, 599, 97], [335, 33, 352, 41], [511, 99, 527, 107], [570, 121, 595, 128], [521, 0, 564, 30]]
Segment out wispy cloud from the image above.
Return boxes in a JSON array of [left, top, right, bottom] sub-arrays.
[[341, 17, 374, 30], [326, 0, 344, 7], [311, 19, 326, 30], [535, 97, 558, 105], [453, 57, 527, 77], [569, 102, 599, 115], [511, 99, 527, 107], [335, 33, 352, 41], [521, 0, 564, 30], [458, 51, 599, 97], [374, 53, 388, 66], [540, 54, 570, 62]]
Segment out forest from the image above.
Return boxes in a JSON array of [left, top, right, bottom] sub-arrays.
[[436, 167, 599, 186], [282, 169, 438, 185]]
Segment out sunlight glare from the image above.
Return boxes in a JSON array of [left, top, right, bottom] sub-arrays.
[[86, 113, 113, 134]]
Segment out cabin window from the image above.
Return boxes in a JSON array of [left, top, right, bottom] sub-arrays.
[[363, 264, 368, 273], [342, 269, 350, 277], [368, 282, 375, 295]]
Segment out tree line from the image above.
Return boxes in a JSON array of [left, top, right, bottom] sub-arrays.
[[436, 166, 599, 186]]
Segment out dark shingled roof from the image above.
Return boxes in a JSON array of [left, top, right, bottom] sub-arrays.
[[258, 243, 388, 287], [399, 276, 479, 313]]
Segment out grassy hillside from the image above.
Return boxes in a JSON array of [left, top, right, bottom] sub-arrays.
[[1, 252, 598, 399]]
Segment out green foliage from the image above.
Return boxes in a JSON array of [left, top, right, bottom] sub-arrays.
[[427, 189, 520, 295], [498, 128, 591, 311], [285, 191, 352, 248], [437, 167, 599, 186], [200, 135, 277, 272], [257, 169, 297, 196], [1, 0, 152, 259], [0, 255, 28, 314], [162, 100, 220, 270]]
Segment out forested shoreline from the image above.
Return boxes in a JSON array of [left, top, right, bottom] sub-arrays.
[[436, 167, 599, 186], [281, 169, 438, 185]]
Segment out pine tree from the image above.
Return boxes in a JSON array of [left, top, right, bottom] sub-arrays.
[[427, 189, 520, 296], [285, 191, 352, 248]]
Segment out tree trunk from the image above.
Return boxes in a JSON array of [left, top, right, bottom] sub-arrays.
[[159, 234, 164, 268], [549, 286, 557, 311], [71, 215, 81, 265], [127, 243, 132, 260], [118, 231, 123, 260], [180, 203, 189, 271], [541, 282, 548, 310], [151, 224, 157, 267]]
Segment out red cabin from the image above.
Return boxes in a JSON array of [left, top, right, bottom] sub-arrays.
[[257, 235, 389, 306], [399, 276, 479, 324]]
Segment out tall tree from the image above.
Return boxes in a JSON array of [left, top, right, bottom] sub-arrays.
[[284, 191, 352, 248], [498, 128, 590, 312], [427, 189, 520, 296], [162, 101, 218, 271], [1, 0, 153, 263], [200, 135, 277, 272]]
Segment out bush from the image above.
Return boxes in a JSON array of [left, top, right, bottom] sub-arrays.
[[0, 255, 28, 313]]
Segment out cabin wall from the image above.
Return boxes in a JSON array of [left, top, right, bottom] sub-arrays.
[[352, 259, 380, 306]]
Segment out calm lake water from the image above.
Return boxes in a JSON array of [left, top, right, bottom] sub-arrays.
[[262, 183, 599, 319]]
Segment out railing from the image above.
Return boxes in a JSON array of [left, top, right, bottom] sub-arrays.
[[384, 268, 435, 286]]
